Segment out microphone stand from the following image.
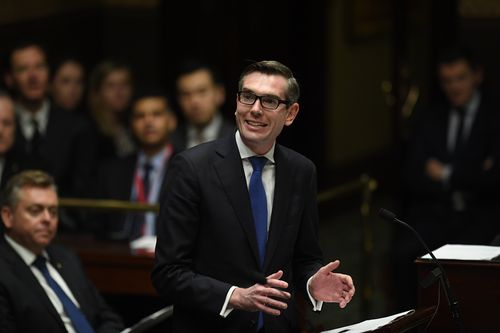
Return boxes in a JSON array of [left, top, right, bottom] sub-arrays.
[[378, 209, 465, 333]]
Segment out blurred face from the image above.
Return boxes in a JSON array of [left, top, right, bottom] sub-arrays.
[[235, 72, 299, 155], [1, 186, 58, 255], [131, 97, 176, 148], [0, 97, 15, 154], [99, 69, 132, 112], [439, 59, 482, 108], [6, 46, 49, 104], [51, 61, 85, 110], [177, 69, 225, 127]]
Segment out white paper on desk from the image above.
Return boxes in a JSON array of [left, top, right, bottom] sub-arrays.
[[129, 235, 156, 252], [421, 244, 500, 261], [322, 310, 414, 333]]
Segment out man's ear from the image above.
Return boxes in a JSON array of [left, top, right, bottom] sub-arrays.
[[284, 103, 299, 127], [1, 206, 14, 230]]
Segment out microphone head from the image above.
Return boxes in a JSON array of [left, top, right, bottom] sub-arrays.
[[378, 208, 396, 221]]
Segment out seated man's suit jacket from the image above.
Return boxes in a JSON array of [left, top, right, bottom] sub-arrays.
[[13, 105, 97, 198], [152, 135, 323, 333], [0, 236, 124, 333]]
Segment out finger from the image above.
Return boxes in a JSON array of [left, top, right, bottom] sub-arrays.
[[266, 270, 283, 280], [320, 260, 340, 274], [265, 287, 291, 300], [341, 274, 354, 288], [266, 277, 288, 290], [264, 296, 288, 310], [256, 296, 282, 316]]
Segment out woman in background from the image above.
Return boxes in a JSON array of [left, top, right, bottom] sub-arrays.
[[88, 60, 135, 161], [50, 57, 86, 112]]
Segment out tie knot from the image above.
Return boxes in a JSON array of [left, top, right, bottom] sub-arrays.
[[32, 255, 47, 271], [249, 156, 267, 173]]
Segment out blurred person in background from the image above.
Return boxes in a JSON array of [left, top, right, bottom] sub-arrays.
[[50, 57, 86, 113], [172, 59, 234, 151], [88, 60, 135, 161], [3, 40, 97, 202], [96, 86, 176, 241], [0, 170, 124, 332], [394, 45, 500, 310]]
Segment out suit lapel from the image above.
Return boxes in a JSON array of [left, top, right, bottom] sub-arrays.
[[213, 137, 261, 267], [0, 239, 66, 329], [264, 145, 292, 272], [47, 247, 91, 319]]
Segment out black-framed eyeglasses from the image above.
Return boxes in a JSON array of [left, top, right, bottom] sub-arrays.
[[237, 91, 290, 110]]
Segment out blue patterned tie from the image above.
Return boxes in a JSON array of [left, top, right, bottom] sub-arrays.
[[249, 156, 268, 331], [33, 256, 95, 333]]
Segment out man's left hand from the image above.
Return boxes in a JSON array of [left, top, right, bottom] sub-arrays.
[[309, 260, 355, 308]]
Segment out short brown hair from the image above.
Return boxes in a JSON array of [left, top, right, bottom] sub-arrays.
[[2, 170, 57, 208], [238, 60, 300, 104]]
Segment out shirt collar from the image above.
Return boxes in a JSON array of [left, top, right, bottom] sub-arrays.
[[187, 112, 223, 142], [235, 130, 275, 163], [137, 148, 167, 171], [454, 90, 481, 117], [15, 99, 51, 132], [4, 234, 48, 266]]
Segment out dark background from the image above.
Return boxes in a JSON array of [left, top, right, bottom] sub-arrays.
[[2, 0, 500, 328]]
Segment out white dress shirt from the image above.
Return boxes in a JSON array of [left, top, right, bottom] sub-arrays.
[[4, 235, 78, 333], [15, 99, 50, 139]]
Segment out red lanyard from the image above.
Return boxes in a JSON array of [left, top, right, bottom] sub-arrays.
[[133, 144, 173, 203]]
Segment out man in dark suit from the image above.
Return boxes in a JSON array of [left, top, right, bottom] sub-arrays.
[[395, 46, 500, 309], [171, 60, 235, 151], [4, 41, 97, 200], [96, 88, 177, 240], [152, 60, 355, 333], [0, 170, 124, 332], [0, 90, 19, 189]]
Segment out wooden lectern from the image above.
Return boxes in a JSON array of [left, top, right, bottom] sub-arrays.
[[416, 257, 500, 332]]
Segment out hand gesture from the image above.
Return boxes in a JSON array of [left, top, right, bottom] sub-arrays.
[[309, 260, 355, 308], [229, 270, 291, 316]]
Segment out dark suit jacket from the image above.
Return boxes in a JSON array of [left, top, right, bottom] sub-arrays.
[[170, 115, 235, 152], [0, 150, 21, 190], [403, 96, 500, 244], [152, 135, 323, 333], [0, 236, 124, 333], [13, 104, 98, 198]]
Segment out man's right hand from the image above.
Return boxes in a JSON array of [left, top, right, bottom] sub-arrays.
[[229, 270, 291, 316]]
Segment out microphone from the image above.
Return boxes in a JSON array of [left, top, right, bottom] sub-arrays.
[[378, 208, 464, 333]]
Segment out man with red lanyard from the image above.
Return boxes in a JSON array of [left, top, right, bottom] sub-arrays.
[[96, 87, 177, 240]]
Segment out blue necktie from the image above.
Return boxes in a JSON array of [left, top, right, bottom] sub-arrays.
[[249, 156, 268, 332], [33, 256, 95, 333]]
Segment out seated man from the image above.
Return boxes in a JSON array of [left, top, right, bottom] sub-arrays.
[[96, 87, 177, 241], [0, 170, 124, 332]]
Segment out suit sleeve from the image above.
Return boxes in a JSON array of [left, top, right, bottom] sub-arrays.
[[152, 154, 232, 316]]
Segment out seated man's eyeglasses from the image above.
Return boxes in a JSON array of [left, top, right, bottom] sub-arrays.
[[237, 91, 290, 110]]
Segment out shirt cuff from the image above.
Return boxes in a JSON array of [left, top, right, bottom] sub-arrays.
[[220, 286, 238, 317], [307, 276, 323, 312]]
